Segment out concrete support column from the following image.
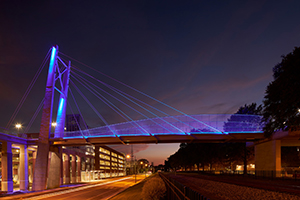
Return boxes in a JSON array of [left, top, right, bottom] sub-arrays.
[[60, 150, 64, 185], [32, 151, 37, 174], [19, 144, 29, 190], [94, 146, 99, 170], [30, 151, 37, 184], [63, 154, 66, 184], [47, 147, 62, 189], [32, 46, 57, 191], [64, 154, 70, 184], [77, 156, 81, 182], [71, 155, 76, 183], [255, 140, 281, 177], [1, 141, 13, 192]]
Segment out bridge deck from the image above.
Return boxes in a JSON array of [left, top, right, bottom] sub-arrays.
[[50, 132, 265, 145]]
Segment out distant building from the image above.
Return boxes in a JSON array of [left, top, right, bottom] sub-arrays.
[[66, 114, 88, 131], [65, 145, 126, 180]]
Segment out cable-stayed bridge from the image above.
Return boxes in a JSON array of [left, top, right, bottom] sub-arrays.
[[1, 45, 266, 191], [3, 46, 264, 146]]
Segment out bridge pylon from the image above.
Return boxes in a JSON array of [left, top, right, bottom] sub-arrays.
[[32, 45, 71, 190]]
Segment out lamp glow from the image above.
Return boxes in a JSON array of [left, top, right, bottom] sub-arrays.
[[15, 124, 22, 129]]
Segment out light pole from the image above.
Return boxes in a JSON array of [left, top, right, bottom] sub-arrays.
[[127, 146, 137, 182], [145, 164, 148, 177], [135, 156, 137, 183], [126, 154, 131, 175], [15, 124, 21, 137]]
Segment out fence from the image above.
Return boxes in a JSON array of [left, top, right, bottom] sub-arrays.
[[159, 173, 209, 200]]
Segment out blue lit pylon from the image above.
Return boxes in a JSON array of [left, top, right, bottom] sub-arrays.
[[54, 60, 71, 137], [32, 45, 71, 191]]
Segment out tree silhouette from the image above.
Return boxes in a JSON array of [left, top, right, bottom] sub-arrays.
[[263, 47, 300, 137], [223, 103, 263, 133]]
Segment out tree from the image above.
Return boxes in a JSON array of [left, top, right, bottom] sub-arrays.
[[263, 47, 300, 137], [281, 147, 300, 168], [223, 103, 263, 132], [223, 103, 262, 174]]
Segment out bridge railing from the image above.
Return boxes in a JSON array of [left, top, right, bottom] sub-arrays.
[[0, 127, 28, 139], [62, 114, 264, 138]]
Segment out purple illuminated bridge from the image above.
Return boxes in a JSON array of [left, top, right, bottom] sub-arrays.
[[0, 46, 267, 192], [9, 45, 264, 147], [51, 114, 264, 145]]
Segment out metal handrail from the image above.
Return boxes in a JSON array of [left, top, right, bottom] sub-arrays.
[[159, 173, 190, 200]]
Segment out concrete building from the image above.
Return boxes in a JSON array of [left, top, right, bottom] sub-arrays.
[[0, 137, 126, 192], [66, 114, 88, 132]]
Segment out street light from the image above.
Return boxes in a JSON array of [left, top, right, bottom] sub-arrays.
[[129, 155, 137, 183], [144, 163, 148, 177], [126, 154, 131, 175], [15, 124, 22, 136], [51, 122, 57, 134]]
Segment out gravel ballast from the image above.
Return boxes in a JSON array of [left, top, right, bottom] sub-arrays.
[[167, 174, 300, 200]]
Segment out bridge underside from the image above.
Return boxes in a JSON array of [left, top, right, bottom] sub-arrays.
[[50, 132, 265, 146]]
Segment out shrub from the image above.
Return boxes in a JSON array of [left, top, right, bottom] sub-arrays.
[[142, 176, 166, 200]]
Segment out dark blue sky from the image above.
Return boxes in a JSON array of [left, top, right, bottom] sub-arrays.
[[1, 0, 300, 164]]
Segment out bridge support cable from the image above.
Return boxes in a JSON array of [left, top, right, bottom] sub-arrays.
[[70, 72, 176, 136], [70, 76, 158, 143], [68, 88, 89, 132], [93, 82, 199, 132], [67, 89, 91, 144], [98, 81, 187, 134], [69, 65, 198, 131], [71, 72, 166, 137], [6, 50, 51, 130], [59, 52, 223, 133], [70, 65, 217, 134], [70, 80, 125, 144], [71, 70, 187, 134], [24, 98, 44, 134], [72, 67, 196, 133], [71, 73, 132, 123], [70, 73, 151, 136]]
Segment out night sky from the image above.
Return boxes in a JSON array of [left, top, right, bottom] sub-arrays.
[[1, 0, 300, 165]]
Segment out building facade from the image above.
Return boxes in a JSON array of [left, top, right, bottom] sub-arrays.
[[0, 140, 126, 192]]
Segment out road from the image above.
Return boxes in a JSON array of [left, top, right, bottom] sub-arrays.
[[3, 175, 147, 200]]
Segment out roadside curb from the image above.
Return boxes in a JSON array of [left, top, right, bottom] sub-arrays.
[[0, 183, 89, 199]]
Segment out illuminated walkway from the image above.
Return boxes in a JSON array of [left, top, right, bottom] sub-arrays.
[[52, 114, 264, 145]]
